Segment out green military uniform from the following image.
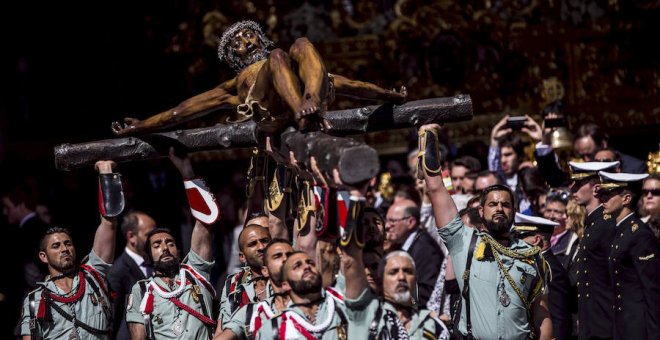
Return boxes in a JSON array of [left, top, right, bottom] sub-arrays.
[[255, 287, 347, 340], [219, 267, 272, 328], [125, 251, 215, 339], [439, 216, 546, 340], [344, 288, 448, 339], [20, 251, 113, 340]]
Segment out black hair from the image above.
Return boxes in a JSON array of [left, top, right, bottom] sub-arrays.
[[497, 133, 527, 160], [40, 226, 73, 251], [279, 250, 307, 282], [479, 184, 515, 208], [143, 228, 174, 265], [263, 238, 291, 266]]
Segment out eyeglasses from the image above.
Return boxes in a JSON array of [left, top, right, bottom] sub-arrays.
[[642, 189, 660, 197], [547, 188, 570, 204], [385, 216, 412, 224]]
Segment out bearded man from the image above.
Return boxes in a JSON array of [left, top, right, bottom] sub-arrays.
[[255, 251, 347, 339], [126, 149, 220, 340], [112, 20, 406, 134], [420, 124, 552, 340]]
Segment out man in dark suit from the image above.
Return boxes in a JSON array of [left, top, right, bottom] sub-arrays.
[[1, 181, 49, 338], [514, 213, 573, 340], [597, 171, 660, 339], [385, 199, 444, 305], [573, 123, 646, 174], [569, 161, 619, 339], [107, 211, 156, 340]]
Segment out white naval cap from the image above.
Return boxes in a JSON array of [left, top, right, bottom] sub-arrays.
[[598, 171, 649, 189], [568, 161, 620, 180], [513, 212, 560, 234]]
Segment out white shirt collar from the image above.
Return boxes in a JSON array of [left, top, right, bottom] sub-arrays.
[[19, 212, 37, 228], [587, 204, 603, 216], [125, 246, 146, 267], [616, 212, 635, 227], [401, 230, 419, 251]]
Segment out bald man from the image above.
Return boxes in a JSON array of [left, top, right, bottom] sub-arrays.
[[385, 199, 444, 305], [218, 224, 272, 328]]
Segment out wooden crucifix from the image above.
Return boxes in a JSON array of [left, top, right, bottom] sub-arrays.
[[55, 20, 473, 185]]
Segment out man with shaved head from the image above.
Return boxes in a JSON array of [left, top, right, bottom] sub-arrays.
[[218, 224, 272, 328], [255, 251, 348, 339], [385, 199, 444, 306]]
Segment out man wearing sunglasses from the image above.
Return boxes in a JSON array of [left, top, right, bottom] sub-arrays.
[[568, 161, 619, 339], [595, 171, 660, 339]]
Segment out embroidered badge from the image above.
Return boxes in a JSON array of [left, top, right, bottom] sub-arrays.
[[639, 254, 655, 261], [632, 223, 639, 233]]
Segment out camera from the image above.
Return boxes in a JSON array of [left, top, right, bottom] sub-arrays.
[[506, 116, 526, 130]]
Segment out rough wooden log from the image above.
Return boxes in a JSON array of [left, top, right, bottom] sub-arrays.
[[54, 95, 472, 170]]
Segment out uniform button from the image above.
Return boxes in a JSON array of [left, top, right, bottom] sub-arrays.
[[587, 233, 590, 237], [584, 270, 588, 274], [620, 233, 624, 237], [608, 257, 611, 260], [578, 294, 581, 298], [577, 258, 580, 262], [617, 294, 621, 299], [577, 282, 581, 286], [586, 294, 590, 298], [586, 282, 590, 287], [616, 282, 620, 286], [615, 270, 618, 274], [611, 244, 614, 248], [615, 245, 619, 249], [618, 307, 622, 311], [583, 246, 586, 250], [583, 257, 587, 262]]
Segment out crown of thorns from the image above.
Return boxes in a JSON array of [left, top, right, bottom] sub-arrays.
[[217, 20, 273, 62]]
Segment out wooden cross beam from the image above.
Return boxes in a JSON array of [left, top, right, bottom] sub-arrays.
[[54, 95, 472, 183]]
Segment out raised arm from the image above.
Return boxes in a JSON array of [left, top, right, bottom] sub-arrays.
[[168, 148, 217, 261], [419, 124, 458, 228], [92, 160, 119, 263], [112, 79, 240, 135], [331, 74, 406, 103]]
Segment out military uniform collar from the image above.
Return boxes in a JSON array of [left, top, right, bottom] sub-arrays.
[[587, 204, 603, 216], [616, 212, 635, 227]]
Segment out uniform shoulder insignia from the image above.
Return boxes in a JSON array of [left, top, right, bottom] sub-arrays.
[[639, 254, 655, 261], [632, 223, 639, 232], [603, 214, 611, 220]]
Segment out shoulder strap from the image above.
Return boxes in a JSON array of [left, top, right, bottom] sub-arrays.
[[47, 301, 110, 335], [184, 271, 214, 340], [368, 301, 384, 340], [271, 315, 279, 340], [138, 281, 155, 340], [28, 290, 40, 340], [461, 231, 479, 338]]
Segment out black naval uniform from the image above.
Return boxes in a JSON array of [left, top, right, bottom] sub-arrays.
[[609, 213, 660, 339], [574, 205, 616, 339]]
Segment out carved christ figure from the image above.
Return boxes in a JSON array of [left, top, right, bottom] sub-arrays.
[[111, 20, 406, 134]]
